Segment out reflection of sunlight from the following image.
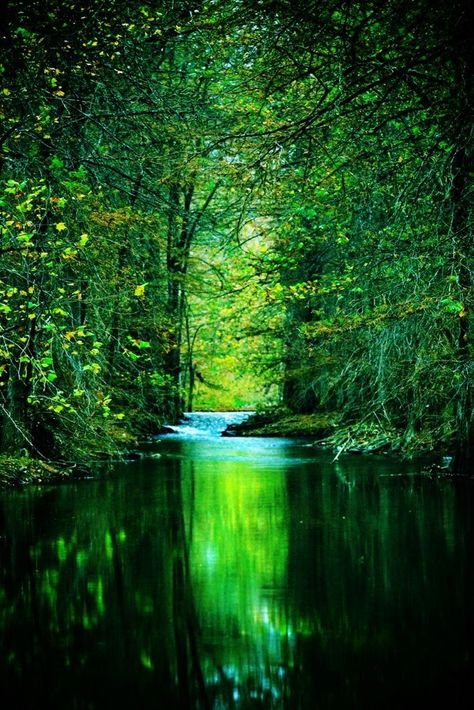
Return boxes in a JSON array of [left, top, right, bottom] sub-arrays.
[[189, 461, 289, 699], [204, 546, 217, 566], [259, 603, 269, 624]]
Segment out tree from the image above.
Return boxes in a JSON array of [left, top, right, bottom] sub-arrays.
[[211, 0, 473, 465], [1, 0, 472, 471]]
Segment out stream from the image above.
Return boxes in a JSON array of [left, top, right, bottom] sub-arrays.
[[0, 412, 472, 708]]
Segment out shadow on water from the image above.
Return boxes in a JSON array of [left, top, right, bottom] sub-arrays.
[[0, 415, 473, 708]]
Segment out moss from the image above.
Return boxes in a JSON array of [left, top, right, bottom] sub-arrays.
[[0, 414, 159, 488], [223, 410, 340, 437], [0, 455, 78, 488], [223, 411, 446, 461]]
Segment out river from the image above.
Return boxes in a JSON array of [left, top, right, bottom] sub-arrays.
[[0, 412, 472, 708]]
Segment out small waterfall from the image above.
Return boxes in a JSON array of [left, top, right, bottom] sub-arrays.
[[161, 412, 252, 439]]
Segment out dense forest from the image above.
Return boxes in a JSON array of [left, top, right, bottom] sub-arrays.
[[0, 0, 472, 472]]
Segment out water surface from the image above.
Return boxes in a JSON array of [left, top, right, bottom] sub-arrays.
[[1, 413, 472, 708]]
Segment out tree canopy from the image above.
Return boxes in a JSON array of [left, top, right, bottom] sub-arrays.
[[1, 0, 472, 471]]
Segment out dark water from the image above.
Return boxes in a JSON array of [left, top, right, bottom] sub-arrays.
[[1, 413, 472, 709]]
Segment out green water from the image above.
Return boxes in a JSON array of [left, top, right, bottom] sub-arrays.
[[0, 417, 472, 708]]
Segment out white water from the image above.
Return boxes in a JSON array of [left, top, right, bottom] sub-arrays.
[[161, 411, 252, 438]]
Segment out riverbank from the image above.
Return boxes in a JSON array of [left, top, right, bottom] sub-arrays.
[[222, 410, 339, 439], [0, 408, 451, 488], [0, 419, 148, 488], [222, 409, 451, 463], [0, 455, 91, 488], [0, 441, 165, 488]]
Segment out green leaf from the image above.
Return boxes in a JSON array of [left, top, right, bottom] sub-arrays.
[[50, 156, 64, 171]]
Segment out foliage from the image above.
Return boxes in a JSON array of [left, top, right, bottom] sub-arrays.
[[0, 0, 472, 471]]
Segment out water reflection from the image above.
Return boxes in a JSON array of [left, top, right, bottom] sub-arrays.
[[0, 439, 472, 708], [185, 456, 289, 707]]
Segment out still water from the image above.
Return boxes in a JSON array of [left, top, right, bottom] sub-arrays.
[[1, 413, 472, 708]]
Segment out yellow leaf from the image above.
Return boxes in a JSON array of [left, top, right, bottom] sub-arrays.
[[55, 222, 67, 231], [134, 284, 146, 297]]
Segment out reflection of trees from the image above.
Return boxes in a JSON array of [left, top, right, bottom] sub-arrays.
[[0, 453, 472, 708], [0, 466, 209, 708], [284, 461, 472, 707], [186, 457, 290, 707]]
